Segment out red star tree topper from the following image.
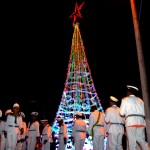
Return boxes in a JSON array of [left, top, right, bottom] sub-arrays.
[[69, 1, 85, 26]]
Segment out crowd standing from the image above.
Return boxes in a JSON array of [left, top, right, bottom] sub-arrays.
[[0, 85, 150, 150]]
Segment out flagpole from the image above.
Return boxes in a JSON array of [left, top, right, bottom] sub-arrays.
[[130, 0, 150, 145]]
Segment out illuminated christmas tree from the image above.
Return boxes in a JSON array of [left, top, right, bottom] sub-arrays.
[[52, 2, 105, 149]]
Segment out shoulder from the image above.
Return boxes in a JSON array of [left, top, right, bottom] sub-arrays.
[[100, 112, 105, 116], [137, 97, 144, 103], [121, 96, 128, 101], [35, 121, 40, 125], [121, 96, 129, 103], [47, 124, 50, 127], [105, 107, 111, 112]]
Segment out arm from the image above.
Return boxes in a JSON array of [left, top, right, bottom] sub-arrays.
[[105, 109, 110, 123], [120, 99, 127, 117], [71, 121, 77, 138], [88, 113, 94, 135], [19, 116, 24, 135]]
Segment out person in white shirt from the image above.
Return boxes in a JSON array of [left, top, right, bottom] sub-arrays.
[[40, 119, 53, 150], [105, 96, 125, 150], [5, 103, 24, 150], [120, 85, 149, 150], [56, 117, 68, 150], [71, 111, 87, 150], [16, 112, 27, 150], [0, 109, 13, 150], [88, 104, 106, 150], [26, 112, 41, 150]]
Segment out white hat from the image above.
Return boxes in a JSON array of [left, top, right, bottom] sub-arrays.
[[0, 110, 2, 117], [31, 112, 38, 116], [127, 85, 139, 91], [5, 109, 13, 116], [110, 96, 118, 102], [56, 117, 63, 121], [76, 111, 82, 116], [20, 112, 25, 118], [40, 119, 48, 122], [13, 103, 20, 108]]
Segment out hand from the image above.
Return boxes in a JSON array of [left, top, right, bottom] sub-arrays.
[[20, 128, 24, 135], [4, 132, 7, 138], [20, 138, 25, 143], [106, 132, 109, 137], [43, 139, 48, 144], [64, 137, 67, 144], [37, 138, 41, 144], [25, 136, 28, 140]]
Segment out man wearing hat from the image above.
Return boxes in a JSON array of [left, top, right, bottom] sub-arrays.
[[26, 112, 41, 150], [0, 109, 13, 150], [16, 112, 27, 150], [88, 103, 106, 150], [105, 96, 125, 150], [40, 119, 53, 150], [71, 111, 87, 150], [56, 117, 68, 150], [4, 103, 24, 150], [120, 85, 149, 149]]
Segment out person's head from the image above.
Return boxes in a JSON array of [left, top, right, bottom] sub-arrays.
[[40, 119, 48, 127], [56, 117, 63, 126], [76, 111, 83, 119], [31, 112, 38, 121], [126, 85, 139, 96], [90, 104, 97, 112], [12, 103, 20, 114], [20, 112, 25, 120], [109, 96, 118, 106]]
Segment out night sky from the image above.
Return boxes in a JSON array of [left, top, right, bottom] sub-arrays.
[[0, 0, 149, 124]]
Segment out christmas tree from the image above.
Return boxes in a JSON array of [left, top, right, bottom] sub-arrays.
[[52, 2, 106, 149]]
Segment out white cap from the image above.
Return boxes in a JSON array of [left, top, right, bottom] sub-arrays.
[[20, 112, 25, 118], [76, 111, 82, 116], [56, 117, 63, 121], [31, 112, 38, 116], [13, 103, 20, 108], [5, 109, 13, 116], [127, 85, 139, 91], [110, 96, 118, 102], [40, 119, 48, 122], [0, 110, 2, 117]]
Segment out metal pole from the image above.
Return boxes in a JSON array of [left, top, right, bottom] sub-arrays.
[[130, 0, 150, 145]]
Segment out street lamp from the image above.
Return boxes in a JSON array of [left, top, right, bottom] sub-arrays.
[[30, 100, 46, 119], [130, 0, 150, 144]]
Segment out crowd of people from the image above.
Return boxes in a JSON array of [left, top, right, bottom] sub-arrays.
[[0, 85, 150, 150]]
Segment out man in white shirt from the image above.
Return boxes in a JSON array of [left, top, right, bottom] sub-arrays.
[[0, 109, 13, 150], [41, 119, 53, 150], [26, 112, 41, 150], [120, 85, 149, 150], [16, 112, 27, 150], [5, 103, 24, 150], [105, 96, 125, 150], [56, 117, 68, 150], [71, 111, 87, 150], [88, 104, 106, 150]]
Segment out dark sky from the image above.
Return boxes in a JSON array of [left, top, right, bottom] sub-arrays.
[[0, 0, 149, 123]]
